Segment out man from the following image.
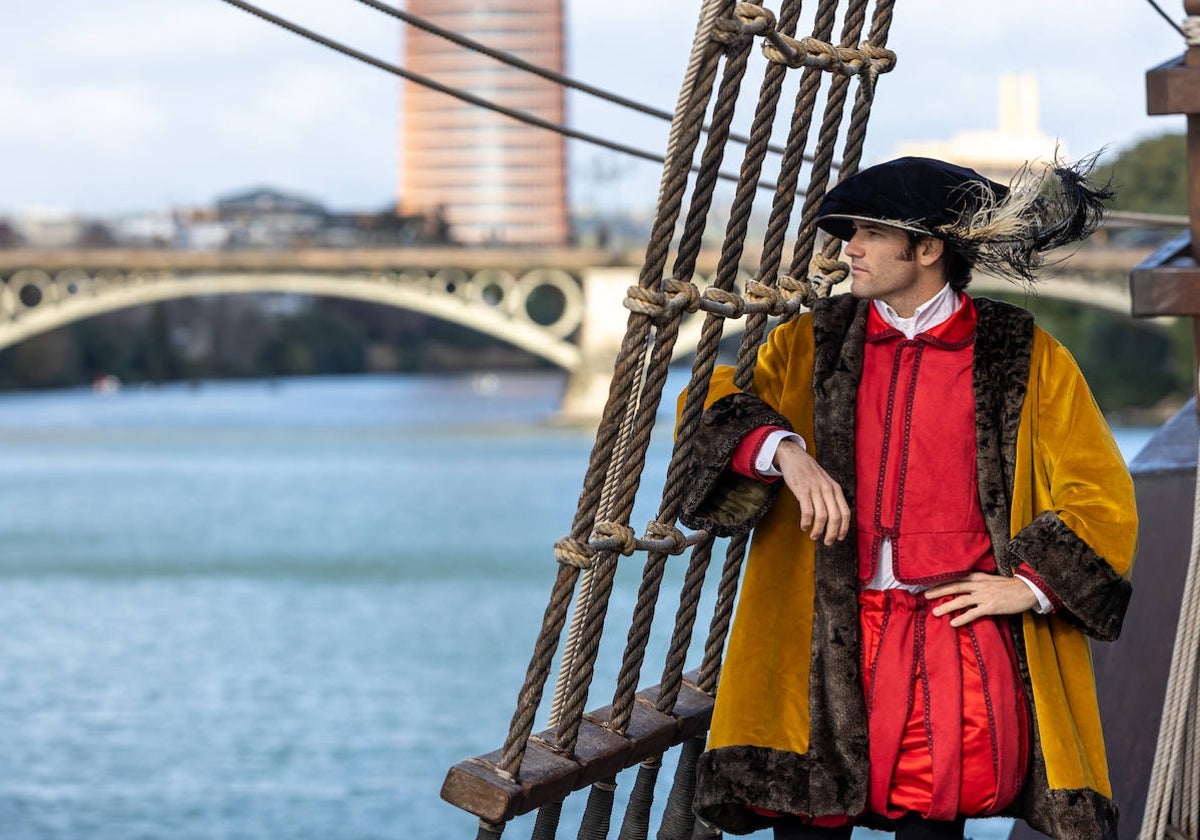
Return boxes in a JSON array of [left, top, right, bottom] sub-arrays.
[[680, 157, 1136, 840]]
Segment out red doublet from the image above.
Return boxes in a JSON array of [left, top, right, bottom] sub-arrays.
[[856, 298, 993, 585], [856, 297, 1029, 820]]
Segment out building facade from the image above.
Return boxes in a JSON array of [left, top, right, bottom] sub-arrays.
[[400, 0, 569, 246], [890, 73, 1061, 184]]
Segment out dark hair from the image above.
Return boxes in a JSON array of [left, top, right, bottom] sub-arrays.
[[902, 232, 973, 291], [945, 246, 973, 291]]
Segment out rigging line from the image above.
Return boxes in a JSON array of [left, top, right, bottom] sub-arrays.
[[217, 0, 781, 193], [1143, 0, 1186, 38], [350, 0, 819, 165]]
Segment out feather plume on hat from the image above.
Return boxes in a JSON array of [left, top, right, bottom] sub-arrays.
[[936, 154, 1113, 283], [816, 154, 1114, 284]]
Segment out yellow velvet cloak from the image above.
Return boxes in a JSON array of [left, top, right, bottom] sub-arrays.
[[684, 295, 1136, 839]]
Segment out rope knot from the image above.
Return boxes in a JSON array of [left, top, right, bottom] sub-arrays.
[[762, 35, 841, 71], [777, 274, 813, 309], [1186, 16, 1200, 47], [644, 521, 688, 555], [860, 42, 897, 74], [554, 536, 597, 570], [743, 279, 783, 314], [623, 285, 667, 320], [733, 2, 775, 34], [700, 286, 745, 318], [757, 33, 896, 95], [808, 254, 850, 299], [855, 43, 897, 100], [661, 277, 701, 315], [592, 521, 638, 556], [799, 37, 842, 71], [713, 2, 772, 44]]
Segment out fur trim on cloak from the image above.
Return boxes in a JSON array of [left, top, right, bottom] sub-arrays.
[[683, 295, 1121, 840]]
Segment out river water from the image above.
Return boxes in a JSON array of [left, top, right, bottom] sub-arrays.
[[0, 372, 1153, 839]]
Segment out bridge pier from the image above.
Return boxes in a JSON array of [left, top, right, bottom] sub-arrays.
[[557, 267, 637, 425]]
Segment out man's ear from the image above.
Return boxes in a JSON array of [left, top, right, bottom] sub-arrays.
[[917, 236, 944, 267]]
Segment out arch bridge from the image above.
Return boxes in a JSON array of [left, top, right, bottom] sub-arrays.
[[0, 247, 1152, 420]]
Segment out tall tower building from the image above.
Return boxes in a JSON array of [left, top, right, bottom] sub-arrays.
[[400, 1, 569, 246]]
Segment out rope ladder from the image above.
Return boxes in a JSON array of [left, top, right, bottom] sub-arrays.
[[441, 1, 898, 837]]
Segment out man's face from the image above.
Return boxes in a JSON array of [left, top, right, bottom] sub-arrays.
[[843, 221, 921, 309]]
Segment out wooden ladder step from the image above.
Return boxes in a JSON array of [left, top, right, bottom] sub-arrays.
[[441, 673, 715, 823]]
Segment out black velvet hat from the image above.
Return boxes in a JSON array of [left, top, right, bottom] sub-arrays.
[[815, 157, 1007, 241], [815, 154, 1112, 283]]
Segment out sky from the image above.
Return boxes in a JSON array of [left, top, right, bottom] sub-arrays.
[[0, 0, 1189, 217]]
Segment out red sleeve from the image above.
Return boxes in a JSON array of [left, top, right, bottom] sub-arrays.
[[1014, 562, 1063, 612], [729, 425, 789, 482]]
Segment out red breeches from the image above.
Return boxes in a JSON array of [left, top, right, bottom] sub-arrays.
[[859, 589, 1029, 821]]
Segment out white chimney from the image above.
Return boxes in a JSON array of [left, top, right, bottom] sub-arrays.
[[1017, 73, 1039, 135], [998, 74, 1019, 134]]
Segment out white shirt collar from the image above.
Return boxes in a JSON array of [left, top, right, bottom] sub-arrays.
[[873, 283, 960, 339]]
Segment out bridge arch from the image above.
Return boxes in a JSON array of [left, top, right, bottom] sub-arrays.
[[0, 267, 586, 371]]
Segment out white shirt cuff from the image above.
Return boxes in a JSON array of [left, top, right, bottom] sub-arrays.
[[1014, 573, 1053, 615], [755, 430, 806, 478]]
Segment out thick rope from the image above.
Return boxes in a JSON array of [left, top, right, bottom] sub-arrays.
[[495, 0, 732, 779], [650, 3, 896, 832], [606, 9, 759, 734], [753, 0, 843, 298], [656, 536, 718, 713], [790, 0, 896, 291], [476, 818, 506, 840], [657, 0, 740, 206], [510, 32, 753, 840], [579, 0, 895, 822], [459, 5, 899, 837], [548, 0, 787, 759], [616, 759, 662, 840], [548, 561, 598, 725], [708, 0, 810, 298], [1139, 416, 1200, 839], [1180, 13, 1199, 44], [657, 736, 707, 840], [530, 800, 563, 840], [605, 0, 811, 733], [806, 0, 898, 303], [698, 532, 751, 693], [577, 777, 618, 840], [783, 0, 874, 305]]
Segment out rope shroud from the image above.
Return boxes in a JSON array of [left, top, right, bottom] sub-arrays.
[[441, 0, 897, 832]]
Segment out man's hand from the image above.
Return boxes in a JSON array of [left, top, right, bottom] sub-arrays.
[[923, 572, 1038, 627], [774, 440, 850, 545]]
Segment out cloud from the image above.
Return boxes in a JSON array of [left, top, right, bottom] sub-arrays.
[[0, 0, 1191, 214], [0, 83, 164, 150]]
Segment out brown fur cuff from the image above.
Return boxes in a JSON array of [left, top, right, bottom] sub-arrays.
[[1015, 785, 1120, 840], [695, 745, 860, 835], [679, 393, 793, 537], [1007, 510, 1131, 641]]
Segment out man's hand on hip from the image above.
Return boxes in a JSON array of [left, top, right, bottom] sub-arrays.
[[774, 440, 850, 546], [923, 572, 1038, 627]]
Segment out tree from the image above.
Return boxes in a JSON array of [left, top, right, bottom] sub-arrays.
[[1095, 133, 1187, 214], [259, 307, 367, 376]]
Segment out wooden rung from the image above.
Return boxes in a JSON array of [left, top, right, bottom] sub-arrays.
[[441, 672, 715, 823], [1130, 231, 1200, 318]]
